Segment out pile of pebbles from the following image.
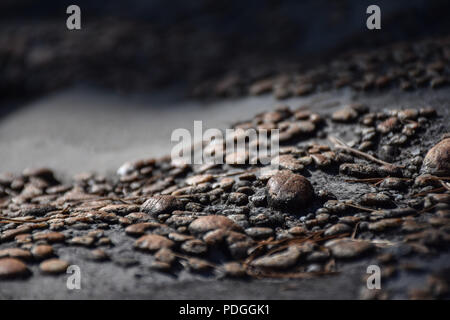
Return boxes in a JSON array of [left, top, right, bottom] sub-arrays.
[[1, 102, 449, 299]]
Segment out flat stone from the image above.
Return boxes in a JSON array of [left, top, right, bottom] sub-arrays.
[[325, 239, 373, 259], [223, 262, 247, 277], [274, 154, 304, 171], [140, 195, 181, 216], [87, 249, 109, 261], [40, 258, 69, 274], [324, 223, 352, 236], [332, 106, 359, 123], [0, 258, 30, 279], [0, 248, 32, 261], [99, 204, 140, 216], [154, 248, 176, 264], [188, 215, 242, 235], [181, 239, 208, 255], [245, 227, 274, 239], [186, 174, 214, 186], [69, 236, 95, 247], [33, 232, 65, 243], [134, 234, 175, 252], [266, 170, 314, 211], [368, 218, 403, 232], [125, 222, 161, 236], [250, 245, 301, 269], [31, 245, 54, 260]]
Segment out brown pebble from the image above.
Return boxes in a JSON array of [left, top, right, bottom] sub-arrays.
[[0, 248, 32, 261], [266, 170, 314, 211], [0, 258, 30, 279], [40, 258, 69, 274], [325, 238, 373, 259], [140, 195, 182, 216], [134, 234, 174, 252], [377, 117, 399, 134], [188, 215, 242, 235], [125, 222, 161, 236], [422, 138, 450, 176], [250, 246, 301, 269], [31, 245, 54, 260], [223, 262, 247, 277], [332, 106, 358, 123], [33, 232, 65, 243]]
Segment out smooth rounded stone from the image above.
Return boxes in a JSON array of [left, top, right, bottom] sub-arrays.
[[30, 245, 54, 260], [188, 215, 242, 235], [397, 109, 419, 121], [228, 192, 248, 205], [288, 226, 307, 235], [0, 258, 30, 279], [359, 193, 393, 208], [32, 232, 65, 243], [369, 218, 403, 232], [274, 155, 304, 172], [99, 204, 140, 216], [154, 248, 176, 264], [250, 245, 301, 269], [186, 174, 214, 186], [182, 257, 212, 272], [181, 239, 208, 255], [332, 106, 358, 123], [201, 227, 226, 244], [421, 138, 450, 176], [324, 223, 352, 236], [306, 250, 330, 262], [87, 249, 109, 262], [69, 236, 95, 247], [228, 240, 253, 259], [125, 222, 161, 236], [40, 258, 69, 274], [218, 177, 235, 190], [134, 234, 175, 252], [419, 107, 437, 118], [379, 177, 407, 190], [149, 260, 172, 271], [245, 227, 274, 239], [140, 195, 182, 216], [339, 163, 379, 178], [266, 170, 314, 212], [0, 248, 32, 261], [223, 262, 247, 278], [168, 232, 195, 243], [377, 117, 399, 134], [325, 239, 373, 259]]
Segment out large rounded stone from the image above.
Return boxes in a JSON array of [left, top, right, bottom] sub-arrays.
[[422, 138, 450, 176], [0, 258, 30, 279], [266, 170, 314, 212]]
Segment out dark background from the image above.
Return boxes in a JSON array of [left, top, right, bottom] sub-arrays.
[[0, 0, 449, 97]]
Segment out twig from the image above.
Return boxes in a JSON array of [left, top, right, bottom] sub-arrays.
[[329, 136, 404, 168], [440, 180, 450, 191], [345, 203, 377, 212]]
